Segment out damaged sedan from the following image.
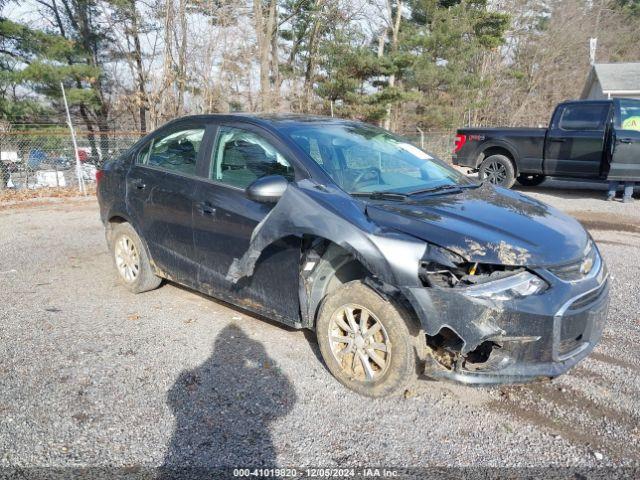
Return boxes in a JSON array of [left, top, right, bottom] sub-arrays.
[[97, 114, 610, 397]]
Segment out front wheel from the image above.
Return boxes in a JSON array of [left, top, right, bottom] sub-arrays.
[[316, 281, 418, 397], [517, 174, 546, 187], [479, 154, 516, 188]]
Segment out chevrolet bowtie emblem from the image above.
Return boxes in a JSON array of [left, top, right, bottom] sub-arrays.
[[580, 257, 594, 275]]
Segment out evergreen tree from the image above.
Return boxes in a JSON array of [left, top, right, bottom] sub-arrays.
[[0, 16, 99, 121], [403, 0, 510, 129]]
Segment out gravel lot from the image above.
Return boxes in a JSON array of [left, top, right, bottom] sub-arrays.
[[0, 185, 639, 470]]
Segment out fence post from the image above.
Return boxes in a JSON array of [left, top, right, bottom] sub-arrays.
[[60, 82, 86, 195], [416, 126, 425, 149]]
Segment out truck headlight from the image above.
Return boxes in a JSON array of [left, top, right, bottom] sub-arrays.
[[463, 271, 548, 300]]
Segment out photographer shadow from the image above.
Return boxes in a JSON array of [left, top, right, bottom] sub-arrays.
[[161, 324, 296, 475]]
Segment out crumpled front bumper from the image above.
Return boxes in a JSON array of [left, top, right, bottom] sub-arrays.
[[401, 261, 610, 385]]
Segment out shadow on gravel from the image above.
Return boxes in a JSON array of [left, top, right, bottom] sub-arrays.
[[160, 324, 296, 474]]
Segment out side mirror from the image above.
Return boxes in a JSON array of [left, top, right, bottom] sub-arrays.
[[246, 175, 289, 203]]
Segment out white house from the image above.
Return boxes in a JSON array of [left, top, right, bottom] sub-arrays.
[[580, 63, 640, 100]]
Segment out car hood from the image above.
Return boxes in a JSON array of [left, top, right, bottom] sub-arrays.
[[364, 184, 589, 267]]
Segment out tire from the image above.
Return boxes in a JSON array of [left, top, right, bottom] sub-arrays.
[[479, 154, 516, 188], [110, 222, 162, 293], [517, 174, 545, 187], [316, 281, 418, 397]]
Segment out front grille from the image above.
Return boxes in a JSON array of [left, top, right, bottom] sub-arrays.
[[567, 282, 608, 312], [555, 279, 608, 360]]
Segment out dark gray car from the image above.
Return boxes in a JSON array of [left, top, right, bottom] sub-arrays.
[[97, 115, 610, 397]]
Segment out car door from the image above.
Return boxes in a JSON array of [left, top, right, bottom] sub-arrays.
[[192, 122, 302, 326], [543, 102, 611, 178], [609, 99, 640, 179], [126, 122, 211, 287]]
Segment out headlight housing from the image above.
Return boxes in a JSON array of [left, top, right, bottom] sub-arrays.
[[419, 244, 548, 299], [463, 271, 548, 300]]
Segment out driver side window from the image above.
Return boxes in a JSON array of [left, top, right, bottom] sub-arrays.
[[211, 126, 295, 188], [137, 127, 205, 176]]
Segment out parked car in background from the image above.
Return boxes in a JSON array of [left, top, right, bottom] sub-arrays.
[[453, 98, 640, 188], [97, 114, 609, 397]]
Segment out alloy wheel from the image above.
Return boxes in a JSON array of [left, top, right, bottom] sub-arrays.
[[114, 234, 140, 283], [484, 161, 508, 184], [328, 304, 391, 382]]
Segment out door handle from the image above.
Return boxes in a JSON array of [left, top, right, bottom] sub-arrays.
[[195, 202, 216, 216], [619, 138, 633, 144], [550, 137, 566, 142], [131, 179, 146, 189]]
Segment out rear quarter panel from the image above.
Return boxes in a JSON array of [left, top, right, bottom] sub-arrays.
[[97, 154, 132, 226]]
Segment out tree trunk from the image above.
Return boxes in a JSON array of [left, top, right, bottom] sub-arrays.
[[129, 0, 147, 132], [160, 0, 175, 123], [254, 0, 277, 112], [271, 12, 280, 111], [302, 15, 321, 112], [383, 0, 402, 131], [175, 0, 188, 117]]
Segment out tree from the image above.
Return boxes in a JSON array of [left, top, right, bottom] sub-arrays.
[[0, 16, 100, 122], [401, 0, 510, 129], [1, 0, 639, 136], [254, 0, 278, 111], [104, 0, 151, 131], [21, 0, 113, 159]]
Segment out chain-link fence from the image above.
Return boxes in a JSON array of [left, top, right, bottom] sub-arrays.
[[0, 127, 143, 191], [398, 131, 454, 163], [0, 125, 454, 192]]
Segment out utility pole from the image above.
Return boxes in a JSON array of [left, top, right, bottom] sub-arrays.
[[61, 82, 86, 195]]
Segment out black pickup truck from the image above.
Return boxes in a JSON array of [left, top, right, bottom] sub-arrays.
[[453, 98, 640, 188]]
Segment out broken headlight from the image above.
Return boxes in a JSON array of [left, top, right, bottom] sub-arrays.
[[462, 271, 548, 300], [419, 244, 548, 299]]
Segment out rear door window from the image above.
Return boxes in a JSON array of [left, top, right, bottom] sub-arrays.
[[137, 127, 205, 176], [558, 104, 609, 131]]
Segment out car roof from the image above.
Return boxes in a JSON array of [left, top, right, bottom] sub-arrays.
[[163, 113, 366, 130], [560, 99, 613, 105]]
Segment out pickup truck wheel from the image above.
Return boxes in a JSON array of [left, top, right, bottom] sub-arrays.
[[517, 174, 546, 187], [110, 223, 162, 293], [479, 154, 515, 188], [316, 281, 417, 398]]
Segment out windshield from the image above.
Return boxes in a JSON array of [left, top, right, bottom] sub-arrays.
[[282, 122, 468, 195], [616, 99, 640, 131]]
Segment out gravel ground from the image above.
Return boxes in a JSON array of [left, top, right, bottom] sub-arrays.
[[0, 188, 638, 471]]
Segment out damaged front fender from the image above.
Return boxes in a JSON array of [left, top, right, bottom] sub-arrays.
[[226, 180, 427, 288]]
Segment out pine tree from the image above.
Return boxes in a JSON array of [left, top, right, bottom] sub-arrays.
[[0, 17, 99, 121]]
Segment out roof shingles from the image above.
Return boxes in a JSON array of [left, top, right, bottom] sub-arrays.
[[593, 63, 640, 92]]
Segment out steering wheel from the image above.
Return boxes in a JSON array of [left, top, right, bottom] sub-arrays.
[[351, 167, 382, 189]]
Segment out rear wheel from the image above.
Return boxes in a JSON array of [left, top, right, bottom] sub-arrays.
[[110, 222, 162, 293], [479, 154, 516, 188], [517, 174, 545, 187], [316, 281, 418, 397]]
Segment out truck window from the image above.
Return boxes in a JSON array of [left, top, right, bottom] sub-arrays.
[[616, 100, 640, 132], [558, 104, 609, 131]]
